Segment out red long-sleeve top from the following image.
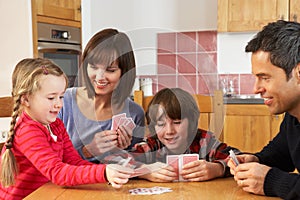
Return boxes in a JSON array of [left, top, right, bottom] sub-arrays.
[[0, 112, 107, 200]]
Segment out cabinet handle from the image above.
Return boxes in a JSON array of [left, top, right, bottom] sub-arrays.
[[293, 14, 297, 22], [279, 15, 284, 20]]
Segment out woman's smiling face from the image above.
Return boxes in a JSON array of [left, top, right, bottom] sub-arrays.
[[87, 61, 121, 96], [154, 105, 189, 154]]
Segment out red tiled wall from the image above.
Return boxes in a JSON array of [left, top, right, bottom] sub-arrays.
[[137, 31, 255, 96]]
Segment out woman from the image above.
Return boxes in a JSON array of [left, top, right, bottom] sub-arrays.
[[58, 29, 145, 163]]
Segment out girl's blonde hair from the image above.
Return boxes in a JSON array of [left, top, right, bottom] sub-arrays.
[[1, 58, 67, 187]]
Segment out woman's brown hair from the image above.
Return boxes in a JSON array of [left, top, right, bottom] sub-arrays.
[[80, 28, 136, 109]]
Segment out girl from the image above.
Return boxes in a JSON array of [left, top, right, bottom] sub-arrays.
[[130, 88, 240, 182], [0, 58, 132, 200], [58, 28, 145, 163]]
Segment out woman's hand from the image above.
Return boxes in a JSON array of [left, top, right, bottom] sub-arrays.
[[116, 125, 132, 149], [85, 130, 118, 157], [139, 164, 177, 182], [180, 160, 224, 181], [105, 164, 132, 188]]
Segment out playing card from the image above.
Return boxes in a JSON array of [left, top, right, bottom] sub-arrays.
[[166, 155, 179, 181], [107, 163, 134, 174], [182, 154, 199, 165], [118, 117, 129, 127], [181, 154, 199, 181], [229, 149, 239, 166], [125, 117, 136, 131], [131, 162, 167, 178], [129, 186, 172, 195], [111, 113, 126, 130], [167, 154, 199, 181], [109, 160, 167, 178]]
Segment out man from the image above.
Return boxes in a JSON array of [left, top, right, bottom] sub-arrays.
[[228, 20, 300, 199]]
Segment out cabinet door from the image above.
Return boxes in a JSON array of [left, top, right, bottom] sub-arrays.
[[218, 0, 288, 32], [290, 0, 300, 22], [36, 0, 81, 21], [223, 116, 270, 152], [223, 115, 271, 152], [270, 114, 284, 139]]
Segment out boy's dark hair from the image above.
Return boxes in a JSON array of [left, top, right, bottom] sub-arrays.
[[146, 88, 200, 143]]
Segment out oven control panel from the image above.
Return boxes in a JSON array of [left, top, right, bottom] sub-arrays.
[[51, 29, 70, 40], [37, 22, 81, 44]]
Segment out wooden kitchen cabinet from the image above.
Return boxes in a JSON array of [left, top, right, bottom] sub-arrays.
[[31, 0, 82, 57], [32, 0, 81, 28], [218, 0, 299, 32], [222, 104, 284, 152]]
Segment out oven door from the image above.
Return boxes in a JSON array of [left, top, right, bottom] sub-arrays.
[[38, 42, 81, 87]]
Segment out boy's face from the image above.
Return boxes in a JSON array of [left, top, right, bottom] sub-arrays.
[[154, 106, 189, 154], [252, 50, 300, 117]]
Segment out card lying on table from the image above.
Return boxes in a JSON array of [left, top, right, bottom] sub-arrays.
[[129, 186, 172, 195], [167, 154, 199, 181]]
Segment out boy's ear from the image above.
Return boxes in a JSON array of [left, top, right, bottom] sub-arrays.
[[21, 95, 30, 107]]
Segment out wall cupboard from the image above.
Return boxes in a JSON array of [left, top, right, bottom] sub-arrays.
[[31, 0, 82, 57], [218, 0, 300, 32], [33, 0, 81, 27]]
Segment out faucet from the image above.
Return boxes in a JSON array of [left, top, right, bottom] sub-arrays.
[[228, 80, 235, 95], [222, 79, 235, 97]]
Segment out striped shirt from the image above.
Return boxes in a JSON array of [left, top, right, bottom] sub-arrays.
[[130, 129, 240, 177], [0, 112, 107, 200]]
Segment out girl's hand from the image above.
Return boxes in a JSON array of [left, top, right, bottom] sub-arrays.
[[139, 163, 177, 182], [180, 160, 224, 181], [116, 125, 132, 149], [105, 164, 132, 188]]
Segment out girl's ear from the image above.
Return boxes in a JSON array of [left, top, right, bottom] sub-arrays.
[[21, 94, 30, 107]]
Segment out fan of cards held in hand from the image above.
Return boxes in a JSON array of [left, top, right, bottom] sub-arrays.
[[167, 154, 199, 181], [111, 113, 136, 132], [109, 158, 172, 195]]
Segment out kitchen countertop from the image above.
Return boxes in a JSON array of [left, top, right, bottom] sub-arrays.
[[223, 95, 264, 104]]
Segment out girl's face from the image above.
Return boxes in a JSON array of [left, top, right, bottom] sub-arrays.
[[87, 61, 121, 96], [154, 106, 189, 154], [24, 74, 66, 125]]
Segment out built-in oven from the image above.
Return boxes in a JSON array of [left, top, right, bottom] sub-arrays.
[[37, 22, 81, 87]]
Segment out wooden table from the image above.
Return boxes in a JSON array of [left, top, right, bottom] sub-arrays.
[[24, 178, 281, 200]]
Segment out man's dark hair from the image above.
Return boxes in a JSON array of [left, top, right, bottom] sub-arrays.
[[245, 20, 300, 79]]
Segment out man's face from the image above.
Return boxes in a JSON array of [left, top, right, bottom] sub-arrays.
[[252, 50, 300, 118]]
